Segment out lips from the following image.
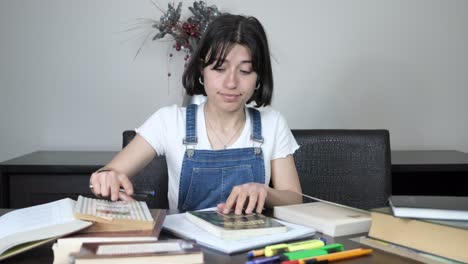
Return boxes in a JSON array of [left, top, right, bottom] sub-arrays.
[[219, 92, 240, 102]]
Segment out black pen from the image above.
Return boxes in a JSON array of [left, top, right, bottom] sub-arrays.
[[89, 184, 156, 197]]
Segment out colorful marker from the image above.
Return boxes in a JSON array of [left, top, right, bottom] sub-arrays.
[[281, 244, 344, 261], [281, 248, 373, 264], [247, 249, 265, 259], [264, 239, 326, 257], [314, 248, 373, 262], [245, 255, 281, 264]]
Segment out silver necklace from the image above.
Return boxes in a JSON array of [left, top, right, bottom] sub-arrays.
[[205, 111, 245, 149]]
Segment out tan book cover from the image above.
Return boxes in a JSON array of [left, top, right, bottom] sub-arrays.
[[369, 207, 468, 263], [273, 202, 371, 237], [70, 239, 203, 264], [352, 236, 457, 264], [74, 196, 155, 232]]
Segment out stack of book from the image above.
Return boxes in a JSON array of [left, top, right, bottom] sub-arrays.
[[53, 196, 167, 264], [368, 195, 468, 263], [0, 196, 199, 263]]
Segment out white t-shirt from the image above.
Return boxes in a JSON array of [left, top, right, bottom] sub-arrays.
[[136, 103, 299, 209]]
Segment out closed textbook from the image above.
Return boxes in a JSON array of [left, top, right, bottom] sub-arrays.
[[273, 202, 371, 237], [389, 195, 468, 220], [369, 207, 468, 263], [186, 210, 287, 240]]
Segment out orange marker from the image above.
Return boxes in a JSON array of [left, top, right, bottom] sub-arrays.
[[247, 249, 265, 259], [298, 248, 373, 264]]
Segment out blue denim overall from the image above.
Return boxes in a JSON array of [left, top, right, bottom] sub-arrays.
[[178, 104, 265, 211]]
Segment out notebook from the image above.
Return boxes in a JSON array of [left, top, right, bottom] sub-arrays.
[[162, 208, 315, 254]]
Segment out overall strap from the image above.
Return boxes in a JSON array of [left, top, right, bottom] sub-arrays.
[[183, 104, 198, 145], [248, 108, 264, 144]]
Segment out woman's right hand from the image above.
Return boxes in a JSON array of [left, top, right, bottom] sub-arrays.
[[89, 169, 134, 201]]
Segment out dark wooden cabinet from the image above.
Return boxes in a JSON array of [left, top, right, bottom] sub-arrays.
[[1, 150, 468, 208], [0, 151, 117, 208]]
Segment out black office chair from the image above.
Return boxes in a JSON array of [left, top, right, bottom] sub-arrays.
[[123, 129, 391, 210], [291, 129, 392, 210], [122, 130, 169, 209]]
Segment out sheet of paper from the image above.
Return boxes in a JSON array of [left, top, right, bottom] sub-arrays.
[[0, 198, 76, 239], [162, 209, 315, 254]]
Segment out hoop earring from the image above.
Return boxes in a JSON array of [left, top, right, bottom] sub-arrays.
[[198, 76, 204, 85], [255, 82, 261, 90]]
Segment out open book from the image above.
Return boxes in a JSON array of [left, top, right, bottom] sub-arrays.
[[0, 198, 92, 261], [74, 195, 155, 232]]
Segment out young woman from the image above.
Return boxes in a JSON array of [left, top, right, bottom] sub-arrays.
[[89, 14, 302, 215]]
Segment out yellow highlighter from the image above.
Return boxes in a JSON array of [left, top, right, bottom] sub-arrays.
[[264, 239, 326, 257]]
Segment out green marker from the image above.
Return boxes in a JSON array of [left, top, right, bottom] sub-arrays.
[[264, 239, 326, 257], [280, 243, 344, 261]]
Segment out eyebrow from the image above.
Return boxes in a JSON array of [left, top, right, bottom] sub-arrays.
[[221, 59, 252, 64]]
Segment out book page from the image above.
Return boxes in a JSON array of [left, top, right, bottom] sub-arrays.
[[96, 242, 183, 255], [0, 198, 77, 239], [75, 196, 153, 221]]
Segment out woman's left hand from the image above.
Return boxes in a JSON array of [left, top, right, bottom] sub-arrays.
[[217, 183, 268, 215]]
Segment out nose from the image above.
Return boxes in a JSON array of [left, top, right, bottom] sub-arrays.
[[223, 69, 238, 89]]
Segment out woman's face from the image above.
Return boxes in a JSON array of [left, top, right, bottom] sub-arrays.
[[202, 44, 258, 113]]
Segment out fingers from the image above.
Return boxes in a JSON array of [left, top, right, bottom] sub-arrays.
[[224, 183, 268, 215], [223, 190, 238, 214], [120, 176, 134, 196], [217, 203, 226, 213], [118, 192, 135, 202], [244, 192, 258, 215], [89, 170, 133, 201], [89, 172, 101, 196], [110, 182, 120, 201], [235, 191, 247, 215], [256, 189, 267, 214]]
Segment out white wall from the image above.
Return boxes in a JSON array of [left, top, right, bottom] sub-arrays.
[[1, 0, 467, 162]]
